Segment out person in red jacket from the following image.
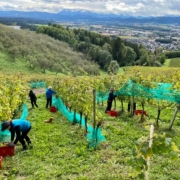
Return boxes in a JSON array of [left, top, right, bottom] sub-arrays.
[[1, 119, 32, 150]]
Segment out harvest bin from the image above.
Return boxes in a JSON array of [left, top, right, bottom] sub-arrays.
[[107, 110, 118, 117], [50, 106, 57, 113], [0, 146, 15, 157], [134, 110, 146, 116]]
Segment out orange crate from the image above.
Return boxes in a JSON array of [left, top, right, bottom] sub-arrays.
[[0, 156, 2, 168], [134, 110, 146, 116], [50, 106, 57, 112], [107, 110, 117, 117], [0, 146, 15, 157]]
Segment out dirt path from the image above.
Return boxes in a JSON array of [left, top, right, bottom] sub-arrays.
[[32, 88, 46, 95]]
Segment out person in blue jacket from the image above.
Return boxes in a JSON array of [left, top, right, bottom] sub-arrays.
[[105, 87, 117, 113], [46, 86, 56, 108], [1, 119, 32, 150]]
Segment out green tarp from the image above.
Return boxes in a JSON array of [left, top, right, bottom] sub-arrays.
[[96, 80, 180, 103], [52, 97, 106, 148]]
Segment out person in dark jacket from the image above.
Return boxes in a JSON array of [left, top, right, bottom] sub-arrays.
[[46, 86, 56, 108], [1, 119, 32, 150], [105, 87, 117, 113], [29, 90, 38, 108]]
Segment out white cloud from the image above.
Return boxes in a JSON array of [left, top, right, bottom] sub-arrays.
[[0, 0, 180, 16], [106, 2, 145, 14]]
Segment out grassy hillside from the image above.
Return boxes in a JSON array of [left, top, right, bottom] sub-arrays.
[[163, 59, 170, 67], [0, 51, 65, 76], [0, 24, 100, 76], [0, 63, 180, 179], [1, 93, 180, 179], [0, 23, 179, 76], [163, 58, 180, 68], [169, 58, 180, 67], [0, 51, 41, 74]]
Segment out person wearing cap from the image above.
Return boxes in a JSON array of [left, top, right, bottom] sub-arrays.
[[105, 87, 117, 113], [1, 119, 32, 150], [46, 86, 56, 108]]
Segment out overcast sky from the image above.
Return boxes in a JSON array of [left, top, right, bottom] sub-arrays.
[[0, 0, 180, 16]]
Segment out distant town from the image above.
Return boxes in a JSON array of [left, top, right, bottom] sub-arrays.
[[100, 26, 180, 52], [60, 22, 180, 52], [7, 20, 180, 53]]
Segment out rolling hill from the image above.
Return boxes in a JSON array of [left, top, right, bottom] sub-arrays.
[[0, 24, 100, 76]]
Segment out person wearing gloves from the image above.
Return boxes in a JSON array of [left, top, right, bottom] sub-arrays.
[[1, 119, 32, 150], [46, 86, 56, 108], [105, 87, 117, 113]]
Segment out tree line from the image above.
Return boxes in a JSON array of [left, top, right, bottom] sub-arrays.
[[36, 24, 167, 73], [165, 51, 180, 58]]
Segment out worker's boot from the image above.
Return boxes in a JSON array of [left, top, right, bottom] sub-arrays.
[[22, 144, 28, 150], [27, 141, 33, 149]]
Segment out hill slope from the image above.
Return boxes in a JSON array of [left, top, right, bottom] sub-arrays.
[[0, 24, 100, 75]]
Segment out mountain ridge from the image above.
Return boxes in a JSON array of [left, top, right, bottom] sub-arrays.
[[0, 10, 180, 24]]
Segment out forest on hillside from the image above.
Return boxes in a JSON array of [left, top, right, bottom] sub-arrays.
[[1, 22, 180, 75], [0, 24, 100, 76], [36, 24, 168, 72]]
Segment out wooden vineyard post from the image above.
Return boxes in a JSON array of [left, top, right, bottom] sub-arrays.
[[92, 89, 97, 146], [101, 98, 104, 106], [145, 125, 154, 180], [114, 98, 116, 110], [89, 89, 97, 147], [79, 112, 82, 127], [131, 82, 135, 116], [169, 104, 180, 130], [72, 110, 77, 125], [85, 116, 88, 134], [131, 96, 134, 116], [92, 89, 96, 129]]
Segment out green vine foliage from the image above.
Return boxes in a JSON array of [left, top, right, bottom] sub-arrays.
[[128, 133, 179, 179]]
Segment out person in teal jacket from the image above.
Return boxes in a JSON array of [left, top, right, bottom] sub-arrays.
[[1, 119, 32, 150]]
